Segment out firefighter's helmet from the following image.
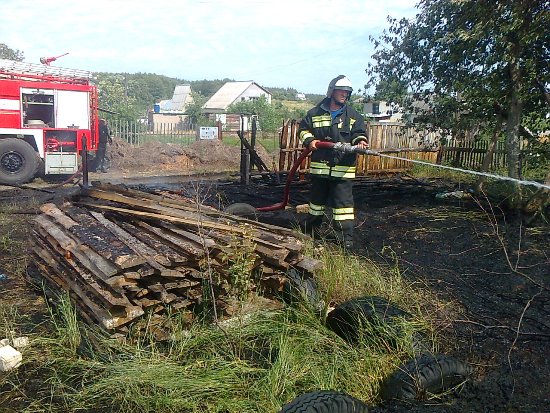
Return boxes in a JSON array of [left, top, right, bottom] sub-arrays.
[[326, 75, 353, 98]]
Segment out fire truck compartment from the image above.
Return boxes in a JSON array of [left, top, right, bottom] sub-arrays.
[[44, 152, 78, 174], [21, 88, 90, 129]]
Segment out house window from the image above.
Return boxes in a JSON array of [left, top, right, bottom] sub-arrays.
[[372, 103, 380, 114], [241, 97, 246, 101]]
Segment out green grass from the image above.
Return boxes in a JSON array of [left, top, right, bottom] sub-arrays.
[[0, 242, 448, 413], [221, 134, 280, 154]]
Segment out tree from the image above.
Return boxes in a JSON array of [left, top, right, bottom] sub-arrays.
[[373, 76, 408, 105], [0, 43, 24, 61], [367, 0, 549, 198], [96, 76, 141, 122], [228, 96, 307, 133], [184, 92, 212, 128]]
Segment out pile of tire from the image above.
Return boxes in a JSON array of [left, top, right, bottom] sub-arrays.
[[276, 294, 473, 411]]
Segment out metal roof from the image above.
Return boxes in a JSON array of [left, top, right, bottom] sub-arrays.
[[159, 84, 192, 112]]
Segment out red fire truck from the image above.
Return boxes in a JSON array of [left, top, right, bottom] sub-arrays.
[[0, 58, 99, 185]]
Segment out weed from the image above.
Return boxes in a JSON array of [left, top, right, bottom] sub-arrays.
[[1, 223, 445, 412]]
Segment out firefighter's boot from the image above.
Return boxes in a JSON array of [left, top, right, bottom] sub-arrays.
[[335, 221, 354, 251], [301, 214, 323, 239]]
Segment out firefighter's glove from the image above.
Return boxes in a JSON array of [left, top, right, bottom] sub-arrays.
[[309, 140, 320, 151], [356, 140, 369, 150]]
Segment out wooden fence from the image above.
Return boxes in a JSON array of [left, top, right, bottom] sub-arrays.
[[278, 121, 439, 175], [438, 138, 508, 170], [107, 118, 516, 174]]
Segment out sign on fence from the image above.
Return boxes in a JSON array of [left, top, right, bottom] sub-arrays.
[[199, 127, 218, 140]]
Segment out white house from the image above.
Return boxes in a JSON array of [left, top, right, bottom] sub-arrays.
[[202, 81, 272, 115], [202, 81, 272, 131], [363, 100, 402, 122]]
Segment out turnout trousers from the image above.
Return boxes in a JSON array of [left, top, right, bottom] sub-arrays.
[[303, 176, 355, 247]]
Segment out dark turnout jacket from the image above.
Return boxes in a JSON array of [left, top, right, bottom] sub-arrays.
[[299, 98, 368, 179]]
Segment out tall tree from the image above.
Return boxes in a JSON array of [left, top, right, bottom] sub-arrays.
[[373, 76, 408, 105], [367, 0, 549, 190]]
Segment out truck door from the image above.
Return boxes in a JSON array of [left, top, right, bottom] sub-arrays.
[[55, 90, 90, 129]]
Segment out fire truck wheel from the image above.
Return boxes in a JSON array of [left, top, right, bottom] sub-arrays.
[[0, 139, 40, 185]]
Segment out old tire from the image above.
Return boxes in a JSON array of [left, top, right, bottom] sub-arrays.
[[223, 202, 257, 218], [282, 268, 323, 311], [279, 390, 369, 413], [326, 296, 411, 343], [0, 138, 39, 185], [381, 353, 473, 400]]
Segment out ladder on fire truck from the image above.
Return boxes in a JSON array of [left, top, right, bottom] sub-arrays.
[[0, 58, 93, 84]]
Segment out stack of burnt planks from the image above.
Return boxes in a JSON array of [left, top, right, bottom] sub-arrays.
[[28, 182, 322, 334]]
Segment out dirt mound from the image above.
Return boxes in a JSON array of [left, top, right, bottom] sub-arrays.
[[108, 138, 273, 174]]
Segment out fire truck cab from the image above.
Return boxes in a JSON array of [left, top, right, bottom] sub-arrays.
[[0, 58, 99, 185]]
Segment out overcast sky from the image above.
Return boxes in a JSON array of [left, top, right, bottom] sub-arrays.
[[1, 0, 419, 94]]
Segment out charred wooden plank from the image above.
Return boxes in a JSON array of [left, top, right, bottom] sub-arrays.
[[33, 225, 136, 308], [159, 222, 217, 249], [34, 212, 120, 280], [116, 220, 189, 266], [132, 220, 205, 259], [89, 211, 172, 268], [31, 242, 144, 329], [40, 203, 144, 269]]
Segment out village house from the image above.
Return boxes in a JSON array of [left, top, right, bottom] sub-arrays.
[[149, 84, 194, 132], [202, 81, 272, 131]]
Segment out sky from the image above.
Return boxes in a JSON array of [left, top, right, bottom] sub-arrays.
[[1, 0, 419, 94]]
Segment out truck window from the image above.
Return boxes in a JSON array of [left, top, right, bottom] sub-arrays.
[[22, 89, 55, 127]]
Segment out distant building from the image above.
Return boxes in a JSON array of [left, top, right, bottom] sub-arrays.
[[363, 98, 433, 123], [150, 84, 194, 132], [202, 81, 272, 131], [202, 81, 271, 114], [295, 92, 306, 101], [363, 100, 401, 122]]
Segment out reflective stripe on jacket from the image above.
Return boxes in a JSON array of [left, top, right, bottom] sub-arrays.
[[299, 98, 368, 179]]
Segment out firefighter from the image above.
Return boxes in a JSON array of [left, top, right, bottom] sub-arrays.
[[94, 119, 112, 172], [298, 75, 369, 250]]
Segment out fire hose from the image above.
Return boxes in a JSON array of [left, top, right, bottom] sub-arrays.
[[256, 141, 378, 212]]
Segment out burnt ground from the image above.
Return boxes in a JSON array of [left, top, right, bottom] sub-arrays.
[[165, 173, 550, 413], [1, 166, 549, 412]]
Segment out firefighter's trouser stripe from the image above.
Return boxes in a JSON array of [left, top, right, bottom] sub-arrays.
[[333, 207, 354, 221], [308, 203, 325, 216]]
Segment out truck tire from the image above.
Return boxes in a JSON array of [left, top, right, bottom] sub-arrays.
[[325, 296, 411, 343], [381, 353, 473, 400], [279, 390, 369, 413], [0, 138, 40, 185]]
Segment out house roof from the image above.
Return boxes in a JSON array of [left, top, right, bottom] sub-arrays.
[[202, 81, 270, 111], [159, 84, 192, 112]]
